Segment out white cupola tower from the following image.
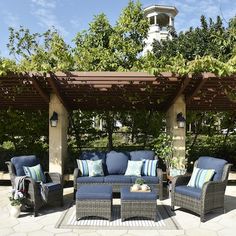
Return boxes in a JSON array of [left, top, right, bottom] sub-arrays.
[[143, 5, 178, 54]]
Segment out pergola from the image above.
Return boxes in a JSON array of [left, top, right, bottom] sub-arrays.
[[1, 72, 236, 111], [1, 71, 236, 174]]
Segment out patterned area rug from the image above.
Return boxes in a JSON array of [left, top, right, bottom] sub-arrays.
[[56, 203, 181, 230]]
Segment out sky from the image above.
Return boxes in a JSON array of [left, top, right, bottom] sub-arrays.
[[0, 0, 235, 57]]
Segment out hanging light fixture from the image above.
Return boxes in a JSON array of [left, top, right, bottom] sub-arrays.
[[50, 112, 58, 127], [176, 112, 186, 128]]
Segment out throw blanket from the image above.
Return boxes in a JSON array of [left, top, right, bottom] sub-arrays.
[[14, 176, 27, 198], [14, 176, 49, 203]]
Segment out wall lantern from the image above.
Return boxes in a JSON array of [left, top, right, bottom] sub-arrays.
[[176, 112, 186, 128], [50, 112, 58, 127]]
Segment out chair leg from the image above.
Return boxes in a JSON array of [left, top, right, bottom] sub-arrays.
[[171, 205, 175, 211], [200, 214, 206, 222], [34, 207, 38, 217]]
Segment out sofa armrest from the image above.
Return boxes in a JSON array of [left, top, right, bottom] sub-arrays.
[[74, 168, 80, 189], [172, 175, 191, 188], [202, 180, 226, 199], [157, 168, 163, 183], [45, 172, 62, 185]]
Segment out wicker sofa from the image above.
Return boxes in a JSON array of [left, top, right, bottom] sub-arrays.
[[74, 150, 163, 200]]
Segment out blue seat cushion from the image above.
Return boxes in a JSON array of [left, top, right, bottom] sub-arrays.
[[76, 185, 112, 200], [121, 187, 157, 200], [197, 156, 227, 181], [44, 182, 62, 191], [77, 177, 104, 183], [130, 150, 155, 161], [80, 151, 107, 174], [175, 185, 201, 199], [131, 176, 159, 184], [104, 175, 131, 183], [106, 151, 129, 175], [11, 155, 39, 176]]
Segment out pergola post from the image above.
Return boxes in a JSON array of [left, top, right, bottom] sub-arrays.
[[49, 94, 68, 174], [166, 95, 186, 170]]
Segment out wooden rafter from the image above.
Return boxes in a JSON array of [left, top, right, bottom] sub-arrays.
[[31, 76, 50, 104], [186, 73, 211, 104], [164, 74, 192, 111], [47, 73, 69, 111]]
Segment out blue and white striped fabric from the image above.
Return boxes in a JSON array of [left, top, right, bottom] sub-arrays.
[[187, 167, 215, 189], [77, 160, 89, 176], [142, 160, 158, 176]]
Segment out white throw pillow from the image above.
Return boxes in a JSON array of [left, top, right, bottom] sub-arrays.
[[125, 160, 143, 176]]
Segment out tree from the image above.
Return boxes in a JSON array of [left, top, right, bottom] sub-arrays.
[[7, 26, 74, 72], [152, 15, 236, 62], [73, 0, 150, 149]]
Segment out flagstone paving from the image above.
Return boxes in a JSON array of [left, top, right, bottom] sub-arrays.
[[0, 185, 235, 236]]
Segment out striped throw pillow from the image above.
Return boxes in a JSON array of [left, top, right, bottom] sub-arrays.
[[142, 160, 157, 176], [23, 164, 46, 183], [187, 167, 215, 189], [76, 160, 89, 176]]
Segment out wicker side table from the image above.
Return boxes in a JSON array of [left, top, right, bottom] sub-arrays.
[[76, 185, 112, 221], [120, 187, 157, 222]]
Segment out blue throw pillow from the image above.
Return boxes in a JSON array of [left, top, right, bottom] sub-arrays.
[[130, 150, 155, 161], [125, 160, 143, 176], [142, 160, 157, 176], [106, 151, 129, 175], [187, 167, 215, 189], [87, 160, 104, 177], [23, 164, 46, 183], [77, 159, 89, 176]]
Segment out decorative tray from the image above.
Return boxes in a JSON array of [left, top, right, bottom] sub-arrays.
[[130, 187, 151, 192]]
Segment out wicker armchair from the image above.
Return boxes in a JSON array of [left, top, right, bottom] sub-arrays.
[[171, 156, 232, 222], [6, 155, 63, 216]]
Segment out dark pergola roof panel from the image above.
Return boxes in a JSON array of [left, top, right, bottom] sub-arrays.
[[0, 72, 236, 111]]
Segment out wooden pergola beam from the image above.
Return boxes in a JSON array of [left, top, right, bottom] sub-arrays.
[[164, 74, 192, 111], [47, 73, 70, 111], [31, 76, 50, 104], [186, 73, 211, 104]]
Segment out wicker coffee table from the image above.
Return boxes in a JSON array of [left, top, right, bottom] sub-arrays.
[[76, 185, 112, 221], [120, 186, 157, 222]]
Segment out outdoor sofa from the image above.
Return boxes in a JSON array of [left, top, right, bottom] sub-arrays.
[[74, 150, 163, 200]]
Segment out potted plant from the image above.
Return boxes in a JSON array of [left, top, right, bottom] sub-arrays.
[[132, 178, 145, 191], [9, 189, 25, 218], [153, 133, 186, 177]]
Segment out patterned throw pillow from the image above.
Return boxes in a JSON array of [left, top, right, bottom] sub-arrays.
[[125, 160, 143, 176], [187, 167, 215, 189], [77, 159, 89, 176], [87, 160, 104, 177], [142, 160, 157, 176], [23, 164, 46, 183]]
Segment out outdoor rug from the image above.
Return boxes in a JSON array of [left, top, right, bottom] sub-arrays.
[[56, 203, 181, 230]]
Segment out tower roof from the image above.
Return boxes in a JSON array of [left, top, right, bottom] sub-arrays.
[[144, 4, 178, 16]]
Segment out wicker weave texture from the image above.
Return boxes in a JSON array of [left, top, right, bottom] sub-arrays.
[[76, 200, 112, 221], [121, 200, 157, 222], [171, 162, 232, 222]]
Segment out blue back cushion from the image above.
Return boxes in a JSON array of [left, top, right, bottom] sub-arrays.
[[11, 155, 39, 176], [80, 151, 107, 174], [106, 151, 129, 175], [197, 156, 227, 181], [130, 150, 155, 161]]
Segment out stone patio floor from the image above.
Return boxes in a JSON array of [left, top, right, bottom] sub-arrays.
[[0, 185, 236, 236]]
